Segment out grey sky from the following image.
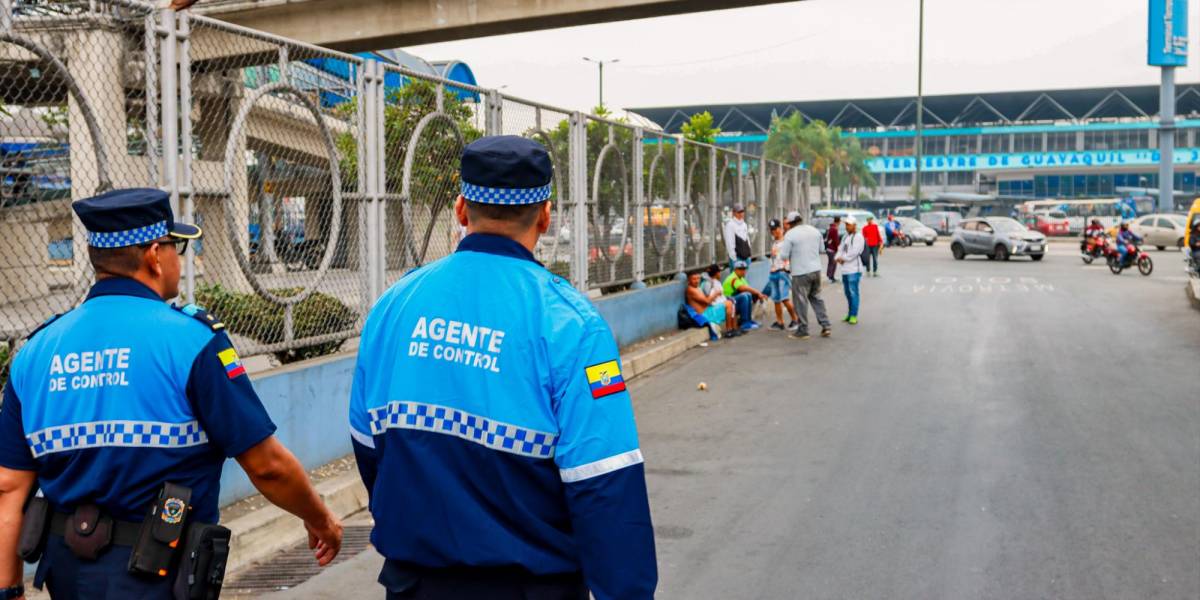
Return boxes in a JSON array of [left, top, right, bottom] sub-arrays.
[[407, 0, 1199, 115]]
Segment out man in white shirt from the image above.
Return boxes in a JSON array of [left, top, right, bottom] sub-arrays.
[[777, 211, 831, 339], [835, 216, 865, 324], [723, 204, 751, 268]]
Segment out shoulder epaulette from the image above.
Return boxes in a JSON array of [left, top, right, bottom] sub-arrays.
[[25, 312, 65, 340], [174, 303, 225, 332]]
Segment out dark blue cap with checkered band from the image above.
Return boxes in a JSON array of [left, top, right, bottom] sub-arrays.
[[72, 188, 202, 248], [460, 135, 553, 205]]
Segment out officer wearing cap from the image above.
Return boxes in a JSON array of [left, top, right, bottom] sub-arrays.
[[0, 189, 342, 599], [350, 136, 657, 599]]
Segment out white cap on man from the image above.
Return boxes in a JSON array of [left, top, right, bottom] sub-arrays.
[[844, 216, 857, 226]]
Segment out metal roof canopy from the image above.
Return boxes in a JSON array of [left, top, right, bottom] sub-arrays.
[[628, 84, 1200, 134]]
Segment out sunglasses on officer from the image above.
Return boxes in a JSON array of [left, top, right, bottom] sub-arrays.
[[138, 237, 189, 255]]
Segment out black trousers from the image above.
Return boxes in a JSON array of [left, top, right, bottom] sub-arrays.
[[35, 535, 173, 600], [380, 560, 588, 600]]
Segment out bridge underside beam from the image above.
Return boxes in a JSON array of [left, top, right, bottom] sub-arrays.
[[205, 0, 797, 53]]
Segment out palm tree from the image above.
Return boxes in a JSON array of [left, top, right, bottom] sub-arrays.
[[765, 113, 833, 205]]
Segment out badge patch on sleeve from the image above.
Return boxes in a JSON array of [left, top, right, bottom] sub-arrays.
[[585, 360, 626, 399], [218, 348, 246, 379]]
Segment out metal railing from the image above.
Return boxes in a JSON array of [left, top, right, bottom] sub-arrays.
[[0, 0, 808, 373]]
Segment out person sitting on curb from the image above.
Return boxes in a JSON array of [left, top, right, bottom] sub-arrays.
[[723, 260, 767, 331], [685, 271, 740, 340], [766, 218, 800, 331]]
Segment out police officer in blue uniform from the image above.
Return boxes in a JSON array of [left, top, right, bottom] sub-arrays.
[[350, 136, 657, 599], [0, 189, 343, 599]]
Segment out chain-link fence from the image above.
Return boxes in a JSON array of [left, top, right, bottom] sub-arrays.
[[0, 1, 805, 374]]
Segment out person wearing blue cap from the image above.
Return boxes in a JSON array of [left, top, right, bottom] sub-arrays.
[[350, 135, 657, 599], [0, 188, 342, 600]]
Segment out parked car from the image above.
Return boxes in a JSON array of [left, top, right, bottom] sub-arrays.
[[919, 210, 962, 235], [896, 217, 937, 246], [950, 217, 1047, 261], [1129, 213, 1187, 250], [1022, 210, 1070, 236], [812, 208, 877, 237]]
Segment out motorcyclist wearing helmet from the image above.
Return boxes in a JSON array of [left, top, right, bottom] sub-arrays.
[[1115, 221, 1142, 265], [1084, 218, 1106, 253]]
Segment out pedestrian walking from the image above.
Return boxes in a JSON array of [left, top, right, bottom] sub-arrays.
[[0, 189, 342, 600], [723, 203, 752, 269], [862, 215, 883, 277], [349, 136, 657, 599], [837, 216, 866, 324], [824, 216, 841, 283], [778, 211, 832, 339], [766, 218, 800, 330]]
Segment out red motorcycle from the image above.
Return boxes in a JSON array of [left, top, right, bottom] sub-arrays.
[[1080, 233, 1108, 264], [1105, 241, 1153, 276]]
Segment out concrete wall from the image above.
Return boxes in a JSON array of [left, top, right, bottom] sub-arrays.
[[218, 353, 357, 505], [216, 258, 769, 505]]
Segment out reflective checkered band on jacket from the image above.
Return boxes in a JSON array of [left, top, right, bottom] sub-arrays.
[[368, 401, 557, 459], [26, 420, 208, 458], [461, 181, 552, 205], [87, 221, 168, 248]]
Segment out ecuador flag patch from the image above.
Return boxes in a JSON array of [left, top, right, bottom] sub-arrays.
[[585, 360, 626, 399], [218, 348, 246, 379]]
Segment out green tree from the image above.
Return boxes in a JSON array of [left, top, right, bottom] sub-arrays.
[[335, 79, 484, 265], [681, 111, 720, 145], [765, 113, 874, 207]]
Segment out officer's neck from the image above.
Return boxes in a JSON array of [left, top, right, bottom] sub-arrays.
[[466, 225, 539, 254], [96, 272, 169, 300]]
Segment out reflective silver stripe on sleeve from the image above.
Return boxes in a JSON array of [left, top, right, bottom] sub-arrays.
[[349, 424, 375, 449], [559, 449, 644, 483]]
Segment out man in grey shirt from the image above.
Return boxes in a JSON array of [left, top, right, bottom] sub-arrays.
[[776, 211, 832, 339]]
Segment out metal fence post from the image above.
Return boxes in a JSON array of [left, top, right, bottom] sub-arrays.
[[486, 90, 503, 136], [776, 163, 786, 217], [757, 156, 767, 258], [373, 60, 387, 300], [159, 9, 178, 216], [569, 112, 589, 291], [709, 146, 718, 266], [674, 135, 685, 274], [631, 127, 645, 285], [177, 12, 195, 303]]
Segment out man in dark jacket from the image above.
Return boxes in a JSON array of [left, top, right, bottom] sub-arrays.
[[824, 216, 841, 283]]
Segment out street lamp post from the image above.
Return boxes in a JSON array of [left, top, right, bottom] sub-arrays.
[[582, 57, 619, 110], [914, 0, 925, 213]]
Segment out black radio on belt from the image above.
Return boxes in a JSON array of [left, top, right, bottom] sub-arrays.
[[128, 482, 192, 578]]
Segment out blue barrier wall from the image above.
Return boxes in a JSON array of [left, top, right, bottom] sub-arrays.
[[218, 354, 356, 505], [216, 259, 770, 506]]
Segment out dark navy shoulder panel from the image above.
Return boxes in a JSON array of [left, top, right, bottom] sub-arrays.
[[25, 312, 66, 341]]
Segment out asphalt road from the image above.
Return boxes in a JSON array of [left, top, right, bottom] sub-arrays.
[[261, 243, 1200, 600]]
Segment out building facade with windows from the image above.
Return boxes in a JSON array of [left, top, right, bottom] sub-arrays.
[[629, 85, 1200, 209]]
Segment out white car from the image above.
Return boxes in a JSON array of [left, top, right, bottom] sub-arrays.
[[1130, 214, 1187, 250], [896, 217, 937, 246]]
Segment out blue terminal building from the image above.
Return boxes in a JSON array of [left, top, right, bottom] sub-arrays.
[[629, 85, 1200, 210]]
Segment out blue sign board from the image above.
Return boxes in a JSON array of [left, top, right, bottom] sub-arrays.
[[1148, 0, 1188, 66], [866, 149, 1200, 174]]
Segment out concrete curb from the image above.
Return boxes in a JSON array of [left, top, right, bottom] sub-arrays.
[[1187, 279, 1200, 311], [621, 328, 711, 382], [224, 471, 369, 575]]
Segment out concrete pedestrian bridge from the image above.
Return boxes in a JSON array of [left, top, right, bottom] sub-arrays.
[[198, 0, 799, 51]]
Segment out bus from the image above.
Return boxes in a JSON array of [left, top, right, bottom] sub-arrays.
[[1017, 197, 1155, 234]]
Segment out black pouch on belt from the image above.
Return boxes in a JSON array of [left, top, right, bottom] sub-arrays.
[[128, 482, 192, 578], [17, 495, 51, 563], [64, 504, 114, 560], [172, 523, 231, 600]]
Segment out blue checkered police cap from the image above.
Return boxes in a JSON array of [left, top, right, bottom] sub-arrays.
[[73, 188, 201, 248], [460, 136, 553, 206]]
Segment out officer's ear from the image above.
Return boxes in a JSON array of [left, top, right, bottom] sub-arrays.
[[535, 201, 552, 235], [143, 242, 164, 278], [454, 195, 469, 228]]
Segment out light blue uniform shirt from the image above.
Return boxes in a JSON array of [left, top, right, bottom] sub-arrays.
[[349, 233, 656, 599]]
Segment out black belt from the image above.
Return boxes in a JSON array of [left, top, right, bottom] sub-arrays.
[[49, 512, 141, 547]]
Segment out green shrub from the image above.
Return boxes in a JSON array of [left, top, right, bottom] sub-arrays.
[[0, 344, 10, 386], [194, 283, 358, 364]]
